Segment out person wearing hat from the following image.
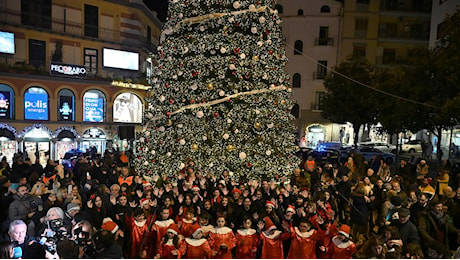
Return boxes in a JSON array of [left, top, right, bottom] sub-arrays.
[[257, 216, 290, 259], [231, 188, 243, 206], [155, 223, 185, 259], [328, 224, 357, 259], [286, 217, 326, 259], [416, 159, 429, 181], [64, 202, 80, 227], [153, 207, 176, 250], [390, 207, 419, 245], [183, 223, 213, 258]]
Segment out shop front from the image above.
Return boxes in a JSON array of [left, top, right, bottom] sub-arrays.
[[20, 124, 52, 167], [55, 126, 79, 162], [81, 128, 107, 154], [0, 124, 17, 166]]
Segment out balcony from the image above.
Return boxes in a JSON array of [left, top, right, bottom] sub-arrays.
[[313, 72, 327, 80], [314, 37, 334, 46], [0, 8, 158, 54]]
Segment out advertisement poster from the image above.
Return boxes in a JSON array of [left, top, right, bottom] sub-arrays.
[[0, 91, 10, 119], [59, 96, 73, 121], [113, 93, 142, 123], [24, 92, 48, 120], [83, 96, 104, 122]]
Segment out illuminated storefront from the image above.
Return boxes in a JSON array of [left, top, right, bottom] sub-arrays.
[[0, 124, 17, 166]]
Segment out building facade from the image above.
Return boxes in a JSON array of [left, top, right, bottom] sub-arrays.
[[0, 0, 162, 166]]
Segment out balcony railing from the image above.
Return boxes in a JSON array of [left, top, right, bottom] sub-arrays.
[[313, 72, 327, 80], [0, 8, 158, 54], [314, 37, 334, 46]]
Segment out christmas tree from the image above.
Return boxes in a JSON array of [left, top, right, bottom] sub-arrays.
[[134, 0, 299, 182]]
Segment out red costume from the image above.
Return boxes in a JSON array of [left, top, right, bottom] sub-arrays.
[[208, 226, 236, 259], [259, 230, 290, 259], [156, 238, 186, 259], [183, 237, 213, 259], [153, 219, 176, 249], [317, 221, 338, 258], [287, 227, 325, 259], [235, 228, 259, 258], [180, 217, 196, 238], [125, 215, 155, 258], [329, 236, 357, 259]]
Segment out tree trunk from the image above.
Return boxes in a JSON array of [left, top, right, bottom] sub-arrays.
[[436, 127, 443, 168]]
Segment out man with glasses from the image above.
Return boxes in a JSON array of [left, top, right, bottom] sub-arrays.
[[8, 185, 37, 235]]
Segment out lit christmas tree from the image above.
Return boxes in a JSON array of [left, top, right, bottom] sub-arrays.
[[134, 0, 299, 182]]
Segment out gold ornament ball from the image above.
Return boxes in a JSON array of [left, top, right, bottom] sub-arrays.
[[167, 120, 173, 126], [191, 144, 199, 151], [226, 145, 234, 151], [254, 122, 261, 129], [207, 83, 214, 90], [281, 100, 286, 105]]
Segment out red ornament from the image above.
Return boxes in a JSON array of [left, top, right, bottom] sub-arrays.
[[235, 22, 240, 27], [265, 29, 270, 34], [246, 162, 251, 167], [165, 83, 170, 88], [169, 99, 174, 104], [213, 112, 219, 118], [192, 71, 198, 76], [151, 159, 155, 163], [245, 75, 250, 79], [233, 48, 240, 54], [166, 112, 171, 116], [190, 99, 195, 103], [268, 50, 274, 55]]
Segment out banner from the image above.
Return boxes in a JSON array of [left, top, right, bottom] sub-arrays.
[[24, 92, 48, 120], [0, 91, 10, 119], [83, 96, 104, 122], [59, 96, 73, 121], [50, 62, 87, 78]]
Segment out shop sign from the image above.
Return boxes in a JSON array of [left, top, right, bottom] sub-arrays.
[[50, 62, 86, 78], [0, 91, 10, 119], [24, 92, 48, 120], [83, 97, 104, 122]]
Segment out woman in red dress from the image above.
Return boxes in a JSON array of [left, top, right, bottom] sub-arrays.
[[328, 224, 357, 259], [207, 215, 236, 258], [235, 216, 259, 258], [286, 217, 325, 259]]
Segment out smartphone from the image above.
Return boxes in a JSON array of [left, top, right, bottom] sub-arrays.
[[68, 184, 72, 194]]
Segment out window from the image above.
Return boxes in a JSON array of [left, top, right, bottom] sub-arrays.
[[21, 0, 51, 29], [113, 93, 143, 123], [315, 92, 325, 110], [386, 23, 397, 37], [85, 4, 98, 38], [84, 48, 98, 75], [316, 61, 327, 79], [275, 4, 283, 14], [58, 89, 75, 121], [292, 73, 301, 88], [319, 27, 329, 45], [291, 104, 299, 118], [320, 6, 331, 13], [24, 87, 49, 121], [29, 39, 46, 68], [383, 49, 396, 64], [0, 84, 14, 119], [353, 44, 366, 58], [297, 9, 304, 16], [355, 18, 368, 38], [294, 40, 303, 55], [83, 90, 106, 122], [147, 26, 151, 44]]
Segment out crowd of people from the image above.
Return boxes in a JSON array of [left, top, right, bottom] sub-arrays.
[[0, 147, 459, 259]]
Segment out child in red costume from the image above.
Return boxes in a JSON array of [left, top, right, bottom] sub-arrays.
[[328, 224, 357, 259], [258, 217, 290, 259], [235, 216, 260, 258], [153, 207, 176, 249], [183, 223, 213, 259], [155, 223, 185, 259], [179, 207, 197, 238], [208, 215, 236, 259], [125, 207, 155, 258], [287, 217, 326, 259]]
